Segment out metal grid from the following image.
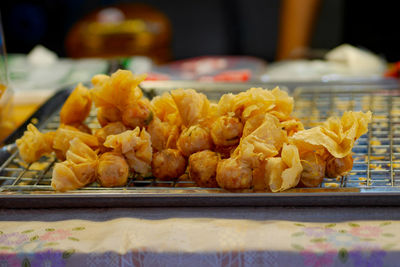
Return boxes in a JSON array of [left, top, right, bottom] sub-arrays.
[[293, 86, 400, 189], [1, 85, 399, 194]]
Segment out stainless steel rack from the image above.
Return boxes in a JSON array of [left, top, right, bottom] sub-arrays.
[[1, 84, 400, 207]]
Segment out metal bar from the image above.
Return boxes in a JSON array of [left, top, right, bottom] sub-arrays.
[[366, 94, 374, 187]]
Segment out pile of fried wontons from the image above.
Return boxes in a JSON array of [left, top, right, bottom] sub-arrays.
[[16, 70, 372, 192]]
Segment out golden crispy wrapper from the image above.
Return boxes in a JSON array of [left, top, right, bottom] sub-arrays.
[[290, 111, 372, 158]]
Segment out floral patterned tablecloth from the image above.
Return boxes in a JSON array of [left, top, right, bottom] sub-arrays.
[[1, 207, 400, 267]]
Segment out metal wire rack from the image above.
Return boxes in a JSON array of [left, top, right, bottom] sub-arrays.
[[1, 84, 400, 207], [293, 85, 400, 189]]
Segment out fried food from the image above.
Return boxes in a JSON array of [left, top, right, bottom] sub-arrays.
[[152, 149, 186, 180], [97, 107, 122, 127], [300, 151, 326, 187], [91, 70, 145, 110], [16, 124, 53, 163], [216, 158, 252, 189], [151, 92, 182, 126], [122, 98, 153, 129], [177, 125, 213, 157], [97, 152, 129, 187], [147, 117, 180, 152], [233, 113, 287, 167], [51, 138, 98, 191], [60, 83, 92, 125], [217, 87, 293, 122], [94, 122, 127, 151], [15, 69, 373, 193], [170, 88, 210, 127], [53, 125, 99, 160], [188, 150, 219, 187], [210, 115, 243, 146], [104, 127, 153, 176], [265, 144, 303, 192], [281, 119, 304, 137], [326, 153, 353, 178], [290, 111, 372, 158]]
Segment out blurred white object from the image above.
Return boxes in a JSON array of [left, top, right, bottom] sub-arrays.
[[27, 45, 58, 66], [261, 44, 387, 82], [9, 45, 108, 104], [325, 44, 386, 75]]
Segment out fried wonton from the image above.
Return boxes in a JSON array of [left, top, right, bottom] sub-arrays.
[[104, 127, 153, 176], [51, 138, 98, 191], [233, 113, 287, 167], [290, 111, 372, 158], [60, 83, 92, 125], [265, 143, 303, 192], [91, 69, 145, 110], [217, 87, 293, 122], [16, 124, 53, 163], [170, 88, 210, 127], [52, 126, 99, 160]]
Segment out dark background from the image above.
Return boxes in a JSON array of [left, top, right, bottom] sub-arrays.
[[0, 0, 399, 62]]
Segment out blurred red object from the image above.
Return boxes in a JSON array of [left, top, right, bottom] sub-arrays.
[[385, 62, 400, 78], [199, 69, 251, 82], [65, 4, 171, 63]]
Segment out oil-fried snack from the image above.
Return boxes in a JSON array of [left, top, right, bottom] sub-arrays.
[[326, 153, 353, 178], [177, 125, 213, 157], [16, 124, 53, 163], [170, 88, 211, 127], [188, 150, 219, 187], [216, 157, 252, 189], [147, 117, 180, 152], [151, 92, 182, 126], [51, 138, 98, 191], [104, 127, 152, 176], [95, 122, 127, 145], [281, 119, 304, 137], [97, 152, 129, 187], [97, 106, 122, 127], [210, 115, 243, 146], [60, 83, 92, 125], [91, 70, 145, 110], [152, 149, 186, 180], [214, 145, 237, 159], [122, 98, 153, 129], [290, 111, 372, 158], [67, 123, 92, 134], [265, 143, 303, 192], [217, 87, 293, 122], [53, 126, 99, 160], [233, 113, 287, 167], [300, 151, 326, 187]]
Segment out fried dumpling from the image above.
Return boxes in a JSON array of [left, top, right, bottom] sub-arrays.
[[170, 88, 210, 127], [97, 152, 129, 187], [60, 83, 92, 125], [233, 113, 287, 167], [176, 125, 213, 157], [188, 150, 219, 187], [265, 143, 303, 192], [290, 111, 372, 158], [152, 149, 186, 180], [104, 127, 153, 176], [52, 126, 99, 160], [16, 124, 53, 163], [91, 69, 145, 110], [51, 138, 98, 191]]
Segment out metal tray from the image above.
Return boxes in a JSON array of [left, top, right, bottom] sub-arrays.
[[2, 83, 400, 208]]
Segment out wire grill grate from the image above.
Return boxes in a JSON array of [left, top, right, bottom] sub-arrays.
[[1, 85, 400, 194]]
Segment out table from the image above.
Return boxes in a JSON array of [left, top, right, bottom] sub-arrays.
[[1, 207, 400, 266]]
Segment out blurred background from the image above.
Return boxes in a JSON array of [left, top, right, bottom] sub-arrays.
[[0, 0, 399, 62], [1, 0, 400, 141]]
